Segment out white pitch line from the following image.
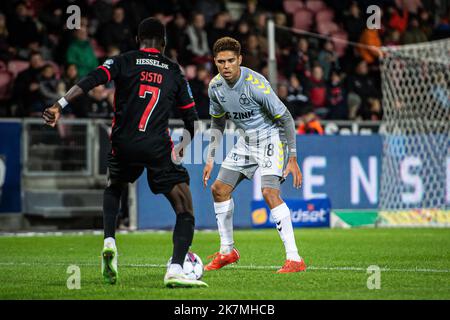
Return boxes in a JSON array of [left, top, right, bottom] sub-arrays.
[[0, 261, 448, 274]]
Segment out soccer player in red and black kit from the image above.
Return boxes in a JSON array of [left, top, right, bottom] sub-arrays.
[[42, 18, 208, 288]]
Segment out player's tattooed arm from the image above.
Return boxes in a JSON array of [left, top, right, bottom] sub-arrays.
[[203, 115, 226, 187], [277, 110, 302, 189], [277, 110, 297, 158], [206, 115, 226, 162]]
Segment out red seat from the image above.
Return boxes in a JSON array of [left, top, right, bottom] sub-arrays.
[[305, 0, 326, 13], [0, 71, 13, 100], [45, 60, 62, 79], [317, 21, 339, 35], [7, 60, 30, 78], [316, 9, 334, 24], [293, 9, 313, 31], [283, 0, 304, 14]]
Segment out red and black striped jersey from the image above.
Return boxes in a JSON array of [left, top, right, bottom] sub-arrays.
[[77, 48, 198, 160]]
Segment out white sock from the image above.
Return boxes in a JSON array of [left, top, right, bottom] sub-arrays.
[[104, 237, 116, 249], [271, 203, 301, 262], [214, 199, 234, 254], [168, 263, 183, 275]]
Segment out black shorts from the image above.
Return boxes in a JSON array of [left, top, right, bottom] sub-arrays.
[[107, 151, 190, 194]]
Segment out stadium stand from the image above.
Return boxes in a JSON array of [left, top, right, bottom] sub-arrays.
[[0, 0, 448, 122]]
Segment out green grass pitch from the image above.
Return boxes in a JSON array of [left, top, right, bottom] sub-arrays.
[[0, 228, 449, 300]]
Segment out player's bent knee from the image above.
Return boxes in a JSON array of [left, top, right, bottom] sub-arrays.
[[173, 202, 193, 216], [211, 181, 232, 201], [262, 188, 281, 206], [165, 185, 194, 216]]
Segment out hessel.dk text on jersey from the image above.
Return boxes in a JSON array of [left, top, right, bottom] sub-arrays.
[[136, 59, 169, 69]]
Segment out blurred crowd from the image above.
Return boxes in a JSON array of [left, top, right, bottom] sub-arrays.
[[0, 0, 449, 133]]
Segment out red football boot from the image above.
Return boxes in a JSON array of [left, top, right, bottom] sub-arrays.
[[276, 259, 307, 274], [204, 248, 240, 271]]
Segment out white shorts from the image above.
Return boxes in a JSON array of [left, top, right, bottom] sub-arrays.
[[221, 132, 288, 179]]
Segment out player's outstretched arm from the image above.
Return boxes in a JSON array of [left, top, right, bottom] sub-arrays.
[[42, 85, 84, 127], [43, 58, 117, 127]]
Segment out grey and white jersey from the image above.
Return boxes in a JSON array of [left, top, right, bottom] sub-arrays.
[[208, 67, 287, 141]]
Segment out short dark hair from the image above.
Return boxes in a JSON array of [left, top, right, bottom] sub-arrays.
[[138, 17, 166, 45], [213, 37, 241, 57]]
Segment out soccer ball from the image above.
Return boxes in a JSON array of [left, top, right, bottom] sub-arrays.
[[167, 252, 204, 280]]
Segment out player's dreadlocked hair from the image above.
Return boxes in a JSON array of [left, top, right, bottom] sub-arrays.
[[138, 17, 166, 46], [213, 37, 241, 57]]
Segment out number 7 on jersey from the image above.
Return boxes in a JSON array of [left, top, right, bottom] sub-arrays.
[[138, 84, 160, 132]]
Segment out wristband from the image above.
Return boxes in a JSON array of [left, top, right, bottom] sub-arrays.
[[57, 97, 68, 109]]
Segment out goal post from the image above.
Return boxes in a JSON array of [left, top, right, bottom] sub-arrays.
[[378, 39, 450, 226]]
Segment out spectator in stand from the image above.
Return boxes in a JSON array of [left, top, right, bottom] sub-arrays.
[[327, 70, 347, 120], [16, 37, 53, 62], [346, 60, 381, 120], [97, 6, 134, 53], [274, 12, 292, 73], [358, 28, 382, 65], [166, 12, 189, 64], [105, 45, 120, 59], [37, 1, 66, 39], [277, 81, 289, 105], [418, 8, 434, 39], [384, 29, 402, 46], [207, 12, 230, 50], [317, 40, 340, 81], [242, 34, 265, 71], [185, 12, 211, 65], [286, 37, 312, 80], [431, 12, 450, 40], [368, 98, 382, 121], [278, 80, 306, 121], [233, 20, 250, 45], [260, 63, 269, 79], [193, 0, 225, 25], [286, 74, 309, 119], [343, 2, 366, 42], [396, 0, 423, 15], [296, 106, 324, 135], [36, 64, 64, 116], [387, 5, 409, 34], [402, 16, 428, 44], [239, 0, 260, 27], [60, 63, 86, 118], [305, 65, 328, 118], [66, 26, 98, 78], [253, 12, 269, 54], [0, 13, 14, 62], [12, 51, 44, 116], [85, 85, 113, 119], [189, 64, 210, 119], [274, 12, 291, 50], [61, 64, 78, 92], [6, 1, 40, 50]]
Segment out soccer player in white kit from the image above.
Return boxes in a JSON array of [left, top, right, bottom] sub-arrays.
[[202, 37, 306, 273]]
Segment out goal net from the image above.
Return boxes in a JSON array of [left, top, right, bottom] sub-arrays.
[[379, 39, 450, 226]]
